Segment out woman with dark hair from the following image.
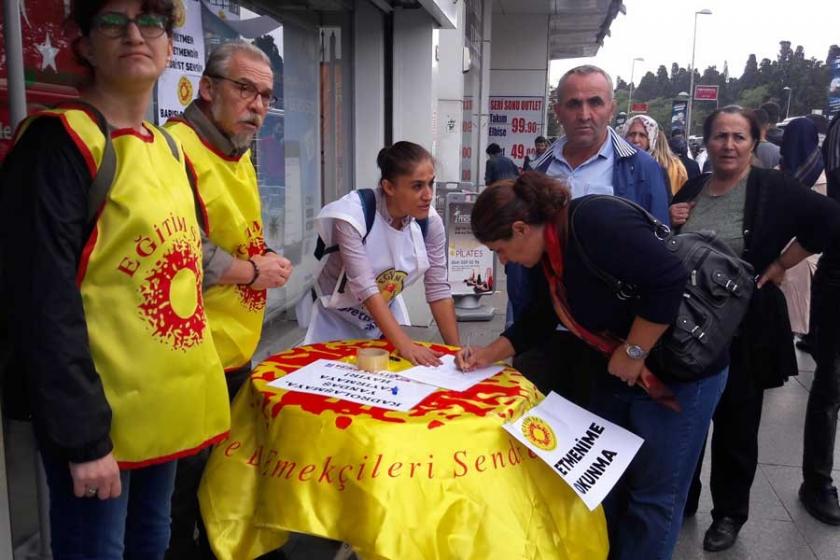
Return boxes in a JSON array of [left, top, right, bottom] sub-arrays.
[[457, 171, 728, 560], [671, 106, 840, 552], [0, 1, 230, 558], [303, 141, 460, 364]]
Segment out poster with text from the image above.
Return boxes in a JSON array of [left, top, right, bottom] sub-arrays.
[[156, 0, 206, 123], [505, 392, 644, 511], [829, 55, 840, 117], [488, 96, 545, 168], [447, 199, 495, 296]]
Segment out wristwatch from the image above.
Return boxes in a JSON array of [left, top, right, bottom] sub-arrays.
[[624, 343, 648, 360]]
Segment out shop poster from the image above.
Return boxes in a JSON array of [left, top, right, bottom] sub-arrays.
[[446, 197, 495, 296], [488, 96, 545, 167]]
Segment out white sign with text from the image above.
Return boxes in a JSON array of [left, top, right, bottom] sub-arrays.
[[504, 392, 644, 510], [488, 95, 545, 167], [268, 359, 438, 412], [156, 0, 206, 123]]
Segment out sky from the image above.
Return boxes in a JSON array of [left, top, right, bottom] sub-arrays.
[[549, 0, 840, 89]]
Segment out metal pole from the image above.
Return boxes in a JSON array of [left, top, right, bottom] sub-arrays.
[[786, 88, 793, 119], [627, 59, 636, 116], [3, 0, 28, 127], [1, 4, 28, 558], [687, 12, 699, 138]]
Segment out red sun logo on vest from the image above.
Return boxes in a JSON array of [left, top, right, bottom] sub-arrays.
[[236, 236, 268, 313], [138, 238, 207, 350]]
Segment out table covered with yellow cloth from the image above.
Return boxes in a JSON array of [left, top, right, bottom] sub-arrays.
[[199, 339, 608, 560]]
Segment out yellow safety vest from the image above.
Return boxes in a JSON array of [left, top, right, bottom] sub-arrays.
[[165, 117, 266, 371], [21, 107, 230, 468]]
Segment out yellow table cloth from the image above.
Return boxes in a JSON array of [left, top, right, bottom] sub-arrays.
[[200, 339, 608, 560]]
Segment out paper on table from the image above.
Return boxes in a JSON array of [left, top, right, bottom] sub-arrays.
[[398, 354, 504, 392], [267, 359, 438, 412]]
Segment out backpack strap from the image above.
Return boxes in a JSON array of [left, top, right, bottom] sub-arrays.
[[417, 216, 429, 239], [314, 188, 379, 261], [357, 188, 377, 244], [155, 125, 181, 162], [152, 124, 209, 234], [53, 101, 117, 225]]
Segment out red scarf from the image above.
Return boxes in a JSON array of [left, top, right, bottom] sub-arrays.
[[541, 221, 681, 413]]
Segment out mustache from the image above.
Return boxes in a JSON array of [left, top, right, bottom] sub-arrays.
[[239, 113, 262, 127]]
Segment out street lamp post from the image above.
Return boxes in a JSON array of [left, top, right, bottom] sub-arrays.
[[783, 86, 793, 119], [687, 9, 712, 138], [627, 57, 644, 116]]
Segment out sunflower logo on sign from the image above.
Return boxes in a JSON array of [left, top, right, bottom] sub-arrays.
[[138, 238, 207, 351], [177, 76, 193, 107], [522, 416, 557, 451], [173, 0, 187, 28]]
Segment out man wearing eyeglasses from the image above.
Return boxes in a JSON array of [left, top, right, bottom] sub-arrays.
[[164, 41, 292, 559]]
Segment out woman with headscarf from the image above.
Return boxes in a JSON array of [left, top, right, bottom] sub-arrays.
[[624, 115, 688, 195], [779, 118, 827, 338]]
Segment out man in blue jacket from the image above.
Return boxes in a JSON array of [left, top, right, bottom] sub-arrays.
[[507, 64, 670, 404]]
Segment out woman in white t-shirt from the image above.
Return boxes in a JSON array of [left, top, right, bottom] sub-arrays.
[[304, 142, 460, 365]]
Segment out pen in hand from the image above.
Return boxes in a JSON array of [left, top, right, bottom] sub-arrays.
[[459, 335, 472, 372]]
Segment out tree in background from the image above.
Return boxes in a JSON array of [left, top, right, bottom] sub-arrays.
[[611, 40, 833, 134]]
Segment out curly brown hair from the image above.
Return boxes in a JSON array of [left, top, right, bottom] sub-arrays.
[[470, 171, 571, 243]]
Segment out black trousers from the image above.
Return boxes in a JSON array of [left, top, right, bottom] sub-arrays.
[[803, 265, 840, 488], [166, 366, 252, 560], [512, 330, 604, 407], [686, 343, 765, 525]]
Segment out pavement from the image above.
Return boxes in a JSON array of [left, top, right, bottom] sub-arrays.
[[5, 284, 839, 559]]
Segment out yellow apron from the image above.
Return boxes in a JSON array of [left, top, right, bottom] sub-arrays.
[[165, 117, 265, 371], [25, 108, 230, 468]]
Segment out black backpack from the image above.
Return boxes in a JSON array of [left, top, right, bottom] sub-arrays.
[[312, 188, 430, 296], [314, 188, 429, 260], [570, 195, 756, 382]]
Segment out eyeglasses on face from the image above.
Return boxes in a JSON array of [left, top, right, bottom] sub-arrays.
[[206, 74, 278, 108], [92, 12, 168, 39]]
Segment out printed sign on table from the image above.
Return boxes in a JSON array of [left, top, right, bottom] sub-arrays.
[[156, 0, 206, 123], [268, 359, 438, 412], [488, 96, 545, 168], [504, 392, 644, 510]]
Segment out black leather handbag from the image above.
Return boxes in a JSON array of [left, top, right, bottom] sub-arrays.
[[571, 195, 756, 381]]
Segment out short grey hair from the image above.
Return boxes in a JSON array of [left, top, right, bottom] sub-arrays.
[[204, 41, 272, 78], [556, 65, 614, 102]]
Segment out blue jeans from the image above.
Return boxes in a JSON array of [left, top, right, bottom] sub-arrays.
[[590, 368, 728, 560], [42, 454, 177, 560]]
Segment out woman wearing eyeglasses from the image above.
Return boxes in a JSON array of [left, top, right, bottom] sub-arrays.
[[0, 1, 229, 558]]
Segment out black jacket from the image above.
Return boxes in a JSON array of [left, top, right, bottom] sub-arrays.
[[673, 167, 840, 390], [0, 118, 113, 462]]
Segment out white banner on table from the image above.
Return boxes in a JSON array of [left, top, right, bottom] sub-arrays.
[[488, 96, 545, 167], [504, 392, 643, 511], [398, 355, 503, 392], [268, 359, 438, 412], [156, 0, 206, 123]]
